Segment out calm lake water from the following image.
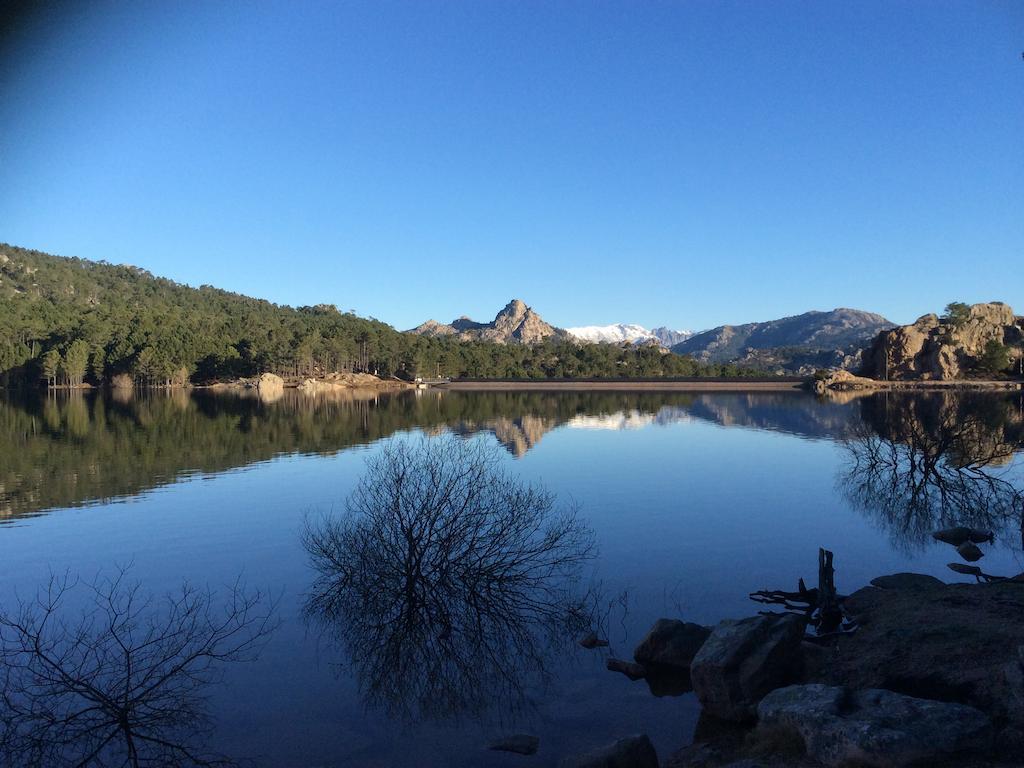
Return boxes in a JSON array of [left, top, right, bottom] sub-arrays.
[[2, 387, 1023, 767]]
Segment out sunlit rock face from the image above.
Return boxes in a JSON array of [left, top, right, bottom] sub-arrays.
[[408, 299, 564, 345], [862, 302, 1021, 380]]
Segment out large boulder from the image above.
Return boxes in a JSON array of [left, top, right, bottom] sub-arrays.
[[861, 302, 1018, 380], [634, 619, 711, 672], [690, 613, 806, 722], [559, 734, 659, 768], [815, 582, 1024, 727], [255, 372, 284, 401], [757, 684, 992, 767]]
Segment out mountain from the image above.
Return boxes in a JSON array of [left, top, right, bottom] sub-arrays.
[[409, 299, 565, 345], [672, 308, 895, 369], [566, 323, 693, 347]]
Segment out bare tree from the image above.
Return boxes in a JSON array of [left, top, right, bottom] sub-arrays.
[[0, 569, 278, 768], [303, 436, 596, 721]]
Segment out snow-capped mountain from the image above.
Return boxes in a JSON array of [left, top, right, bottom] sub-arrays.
[[566, 323, 693, 347]]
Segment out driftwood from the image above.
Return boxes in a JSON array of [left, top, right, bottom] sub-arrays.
[[750, 548, 854, 638]]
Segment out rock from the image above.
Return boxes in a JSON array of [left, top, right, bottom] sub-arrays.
[[255, 372, 284, 402], [758, 684, 992, 767], [580, 631, 609, 649], [932, 526, 994, 546], [607, 658, 646, 681], [870, 573, 945, 591], [862, 302, 1017, 380], [644, 668, 693, 697], [818, 369, 880, 391], [690, 613, 806, 722], [634, 619, 711, 671], [958, 541, 984, 562], [818, 582, 1024, 726], [559, 734, 658, 768], [488, 734, 540, 755], [947, 562, 985, 578]]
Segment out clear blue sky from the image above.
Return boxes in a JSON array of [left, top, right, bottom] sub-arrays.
[[1, 1, 1021, 331]]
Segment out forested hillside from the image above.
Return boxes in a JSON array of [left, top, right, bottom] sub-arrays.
[[0, 244, 755, 386]]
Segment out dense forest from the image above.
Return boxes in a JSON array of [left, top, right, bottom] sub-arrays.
[[0, 244, 759, 387]]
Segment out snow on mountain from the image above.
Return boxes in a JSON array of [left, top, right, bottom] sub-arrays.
[[566, 323, 693, 346]]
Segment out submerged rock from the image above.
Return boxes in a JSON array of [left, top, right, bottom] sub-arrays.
[[559, 734, 658, 768], [757, 684, 992, 767], [580, 631, 610, 649], [958, 541, 985, 562], [932, 526, 994, 546], [607, 658, 647, 681], [634, 619, 711, 672], [690, 613, 805, 722], [488, 734, 540, 755]]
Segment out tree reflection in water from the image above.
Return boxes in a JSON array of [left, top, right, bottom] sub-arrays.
[[839, 396, 1024, 551], [302, 436, 597, 721]]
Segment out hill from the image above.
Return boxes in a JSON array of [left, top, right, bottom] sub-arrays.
[[0, 244, 749, 386]]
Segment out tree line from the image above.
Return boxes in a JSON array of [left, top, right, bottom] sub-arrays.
[[0, 243, 760, 388]]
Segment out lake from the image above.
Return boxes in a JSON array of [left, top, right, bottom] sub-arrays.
[[1, 387, 1022, 767]]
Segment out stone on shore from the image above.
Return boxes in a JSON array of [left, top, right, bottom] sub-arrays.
[[559, 734, 658, 768], [489, 734, 540, 755], [255, 372, 284, 402], [634, 619, 711, 672], [869, 572, 945, 591], [815, 581, 1024, 729], [757, 684, 992, 767], [690, 613, 805, 722]]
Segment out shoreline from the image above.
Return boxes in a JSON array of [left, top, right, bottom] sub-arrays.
[[438, 379, 807, 392]]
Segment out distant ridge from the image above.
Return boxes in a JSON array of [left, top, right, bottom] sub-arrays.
[[672, 308, 895, 369], [566, 323, 693, 347]]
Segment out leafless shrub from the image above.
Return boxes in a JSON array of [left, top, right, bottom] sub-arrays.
[[0, 569, 278, 768], [303, 435, 596, 720]]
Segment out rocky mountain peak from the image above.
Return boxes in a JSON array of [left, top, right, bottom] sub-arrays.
[[407, 299, 563, 345]]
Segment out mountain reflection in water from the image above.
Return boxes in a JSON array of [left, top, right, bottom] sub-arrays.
[[1, 389, 1022, 554]]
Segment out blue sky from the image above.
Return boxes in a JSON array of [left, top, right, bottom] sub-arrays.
[[1, 1, 1021, 331]]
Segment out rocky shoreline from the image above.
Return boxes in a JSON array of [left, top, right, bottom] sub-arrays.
[[202, 371, 413, 400], [544, 549, 1024, 768], [813, 369, 1023, 394]]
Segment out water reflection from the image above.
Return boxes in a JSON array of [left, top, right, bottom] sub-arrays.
[[2, 388, 1021, 531], [302, 437, 595, 721], [839, 393, 1024, 551]]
